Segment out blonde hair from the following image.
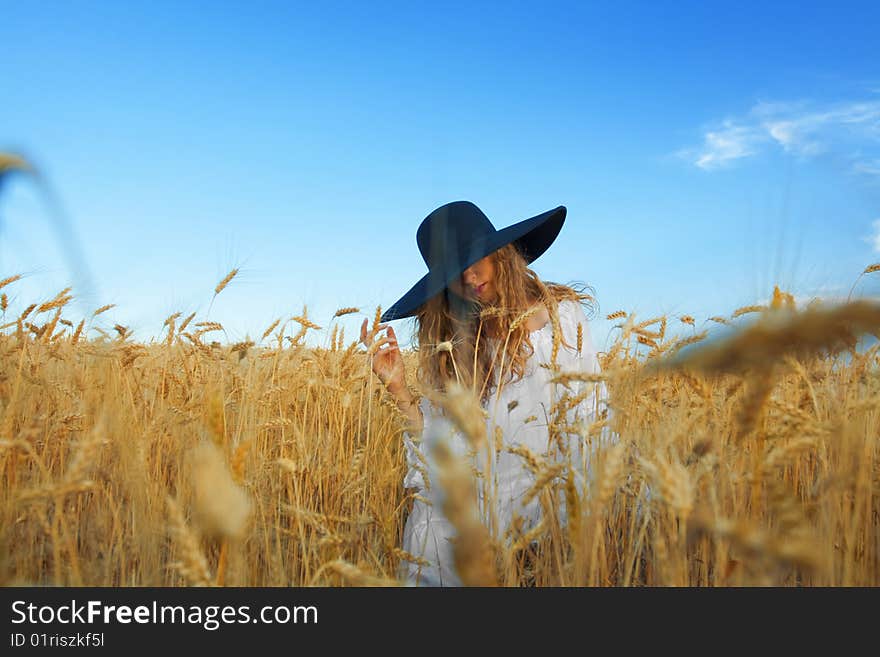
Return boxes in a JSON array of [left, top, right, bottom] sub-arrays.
[[411, 243, 595, 404]]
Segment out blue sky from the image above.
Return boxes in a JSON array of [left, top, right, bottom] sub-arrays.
[[2, 1, 879, 350]]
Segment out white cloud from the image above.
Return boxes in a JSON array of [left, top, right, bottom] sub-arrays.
[[869, 219, 880, 253], [692, 121, 761, 170], [765, 120, 796, 147], [853, 159, 880, 179], [762, 118, 823, 156], [681, 99, 880, 174]]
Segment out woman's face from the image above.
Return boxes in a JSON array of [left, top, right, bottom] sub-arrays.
[[448, 254, 497, 304]]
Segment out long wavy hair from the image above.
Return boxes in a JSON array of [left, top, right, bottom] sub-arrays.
[[411, 243, 595, 404]]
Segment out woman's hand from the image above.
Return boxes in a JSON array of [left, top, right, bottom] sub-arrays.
[[360, 319, 406, 395], [361, 319, 423, 434]]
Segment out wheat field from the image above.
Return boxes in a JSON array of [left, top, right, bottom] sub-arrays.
[[0, 271, 878, 587]]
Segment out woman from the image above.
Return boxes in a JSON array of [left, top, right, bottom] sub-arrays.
[[360, 201, 609, 586]]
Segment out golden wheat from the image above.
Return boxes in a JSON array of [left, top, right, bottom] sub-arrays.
[[0, 279, 876, 587], [214, 269, 238, 295]]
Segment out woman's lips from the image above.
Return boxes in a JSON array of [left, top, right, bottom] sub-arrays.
[[474, 283, 486, 296]]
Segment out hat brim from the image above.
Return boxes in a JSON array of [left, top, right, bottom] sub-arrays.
[[380, 205, 566, 322]]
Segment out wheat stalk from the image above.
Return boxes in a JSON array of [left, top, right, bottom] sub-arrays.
[[0, 274, 22, 290], [166, 497, 213, 587], [433, 440, 498, 586], [214, 269, 238, 295]]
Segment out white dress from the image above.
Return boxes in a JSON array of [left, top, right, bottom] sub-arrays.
[[399, 299, 611, 586]]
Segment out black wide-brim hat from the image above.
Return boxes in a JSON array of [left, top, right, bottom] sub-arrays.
[[381, 201, 566, 322]]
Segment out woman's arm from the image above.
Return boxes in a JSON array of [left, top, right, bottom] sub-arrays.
[[388, 381, 424, 435]]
